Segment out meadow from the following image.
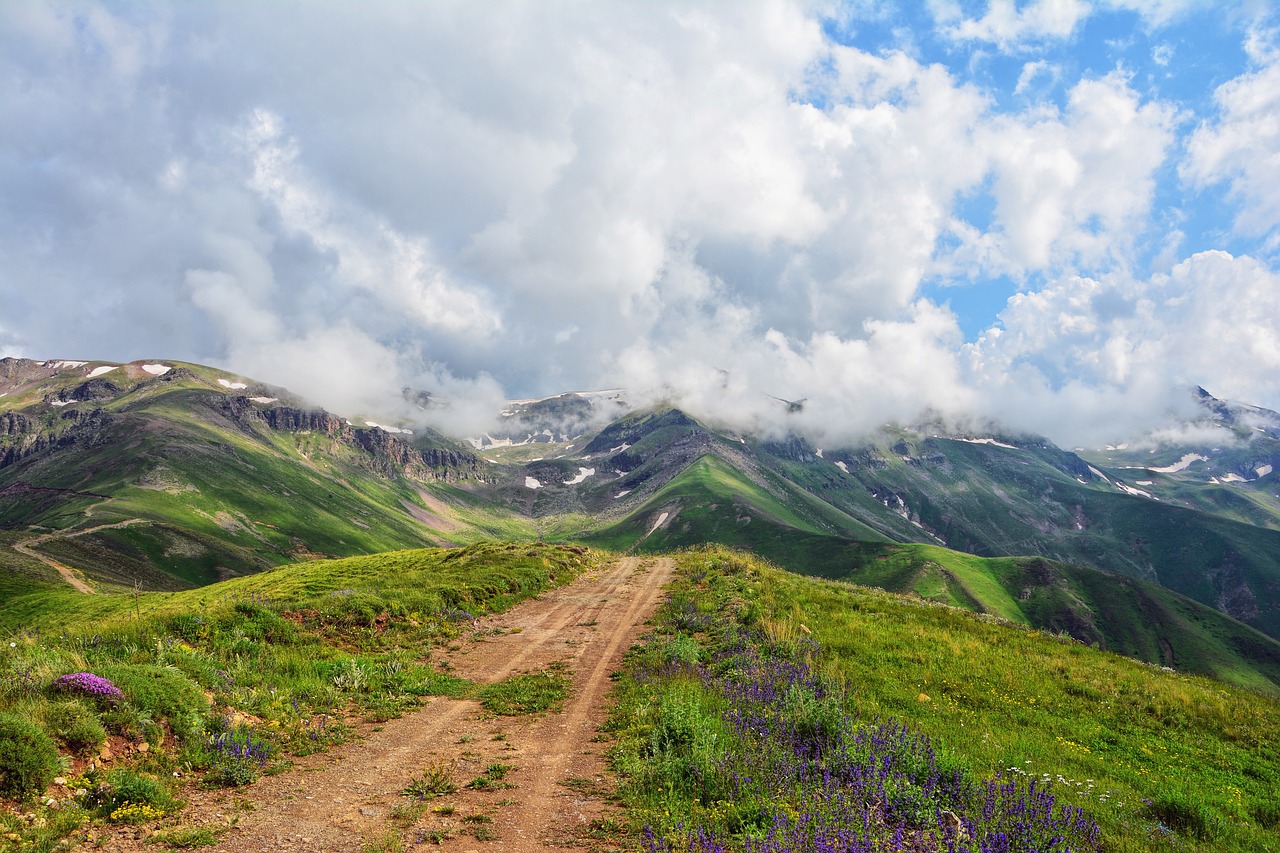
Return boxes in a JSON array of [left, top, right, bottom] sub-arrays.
[[0, 542, 598, 852], [607, 547, 1280, 852]]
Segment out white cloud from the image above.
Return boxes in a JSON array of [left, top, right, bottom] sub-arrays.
[[0, 0, 1276, 451], [941, 72, 1175, 277], [967, 251, 1280, 442], [932, 0, 1092, 48], [1183, 55, 1280, 246]]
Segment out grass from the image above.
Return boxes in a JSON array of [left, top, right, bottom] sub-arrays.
[[589, 457, 1280, 695], [606, 546, 1280, 852], [0, 542, 601, 852], [477, 669, 570, 715]]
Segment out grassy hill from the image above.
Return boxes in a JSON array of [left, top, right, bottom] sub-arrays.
[[609, 547, 1280, 852], [758, 430, 1280, 640], [0, 359, 533, 591], [580, 455, 1280, 695], [2, 542, 1278, 851]]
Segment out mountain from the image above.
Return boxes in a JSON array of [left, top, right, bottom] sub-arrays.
[[0, 358, 516, 592], [5, 357, 1280, 693]]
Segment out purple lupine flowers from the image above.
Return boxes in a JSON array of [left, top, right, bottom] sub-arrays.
[[51, 671, 123, 701], [638, 618, 1102, 853]]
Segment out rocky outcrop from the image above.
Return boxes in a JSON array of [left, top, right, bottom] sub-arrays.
[[66, 379, 122, 402], [218, 396, 487, 483], [0, 408, 111, 470], [354, 426, 486, 483]]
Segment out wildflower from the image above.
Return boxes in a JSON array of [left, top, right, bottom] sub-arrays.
[[51, 672, 123, 701]]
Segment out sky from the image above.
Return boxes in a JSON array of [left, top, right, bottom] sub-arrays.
[[3, 0, 1280, 447]]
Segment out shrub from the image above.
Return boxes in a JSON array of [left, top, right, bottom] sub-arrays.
[[43, 699, 108, 756], [81, 767, 176, 819], [203, 726, 274, 787], [0, 713, 60, 801], [94, 663, 208, 741]]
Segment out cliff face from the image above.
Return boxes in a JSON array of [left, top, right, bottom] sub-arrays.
[[219, 396, 487, 483], [0, 408, 110, 469], [0, 380, 486, 486]]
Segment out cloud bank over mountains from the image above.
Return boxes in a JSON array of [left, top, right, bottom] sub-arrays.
[[2, 1, 1279, 446]]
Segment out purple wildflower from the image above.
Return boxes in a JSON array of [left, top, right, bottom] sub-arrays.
[[51, 671, 123, 701]]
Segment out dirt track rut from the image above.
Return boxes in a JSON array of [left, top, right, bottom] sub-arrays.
[[143, 555, 674, 852]]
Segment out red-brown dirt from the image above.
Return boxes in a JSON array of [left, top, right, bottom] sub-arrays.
[[93, 555, 674, 852]]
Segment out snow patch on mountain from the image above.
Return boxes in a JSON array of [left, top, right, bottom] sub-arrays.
[[524, 476, 542, 490], [249, 396, 278, 404], [1151, 453, 1208, 474], [835, 461, 849, 473], [1117, 481, 1157, 500], [1088, 466, 1111, 483], [614, 490, 631, 499], [45, 360, 87, 370], [218, 379, 248, 390], [141, 364, 171, 376], [956, 437, 1018, 450], [365, 421, 413, 435], [565, 467, 595, 485], [87, 365, 117, 378], [1257, 464, 1273, 478]]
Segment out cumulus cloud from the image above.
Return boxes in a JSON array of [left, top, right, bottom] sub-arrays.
[[967, 251, 1280, 443], [938, 72, 1175, 278], [0, 1, 1277, 449], [931, 0, 1091, 48], [1183, 52, 1280, 248]]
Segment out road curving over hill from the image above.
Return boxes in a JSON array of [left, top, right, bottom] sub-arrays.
[[136, 555, 675, 852]]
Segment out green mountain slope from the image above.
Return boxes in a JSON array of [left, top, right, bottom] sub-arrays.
[[759, 430, 1280, 639], [578, 451, 1280, 694], [0, 358, 528, 591]]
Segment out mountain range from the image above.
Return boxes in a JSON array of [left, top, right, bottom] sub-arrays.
[[3, 356, 1279, 694]]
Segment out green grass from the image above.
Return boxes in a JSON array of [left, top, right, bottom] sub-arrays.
[[584, 453, 1280, 694], [605, 547, 1280, 852], [585, 454, 887, 556], [0, 541, 602, 852], [477, 669, 570, 715]]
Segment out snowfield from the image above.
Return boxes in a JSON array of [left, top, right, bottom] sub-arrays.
[[218, 378, 249, 390], [87, 365, 117, 378], [956, 437, 1018, 449], [524, 477, 543, 490], [141, 364, 171, 376], [565, 467, 595, 485], [365, 421, 413, 435], [1151, 453, 1208, 474]]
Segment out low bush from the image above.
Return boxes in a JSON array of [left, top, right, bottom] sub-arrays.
[[0, 713, 61, 801], [81, 767, 176, 821], [43, 699, 108, 756], [94, 663, 208, 741]]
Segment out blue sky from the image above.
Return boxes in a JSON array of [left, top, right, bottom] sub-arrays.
[[2, 1, 1279, 445]]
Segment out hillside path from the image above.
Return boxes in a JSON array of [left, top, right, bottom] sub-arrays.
[[108, 556, 674, 852], [14, 518, 149, 594]]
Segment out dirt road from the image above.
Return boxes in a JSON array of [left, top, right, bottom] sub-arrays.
[[15, 518, 150, 594], [137, 555, 674, 852]]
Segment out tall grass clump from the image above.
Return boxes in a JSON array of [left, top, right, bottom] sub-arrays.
[[607, 547, 1280, 853]]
